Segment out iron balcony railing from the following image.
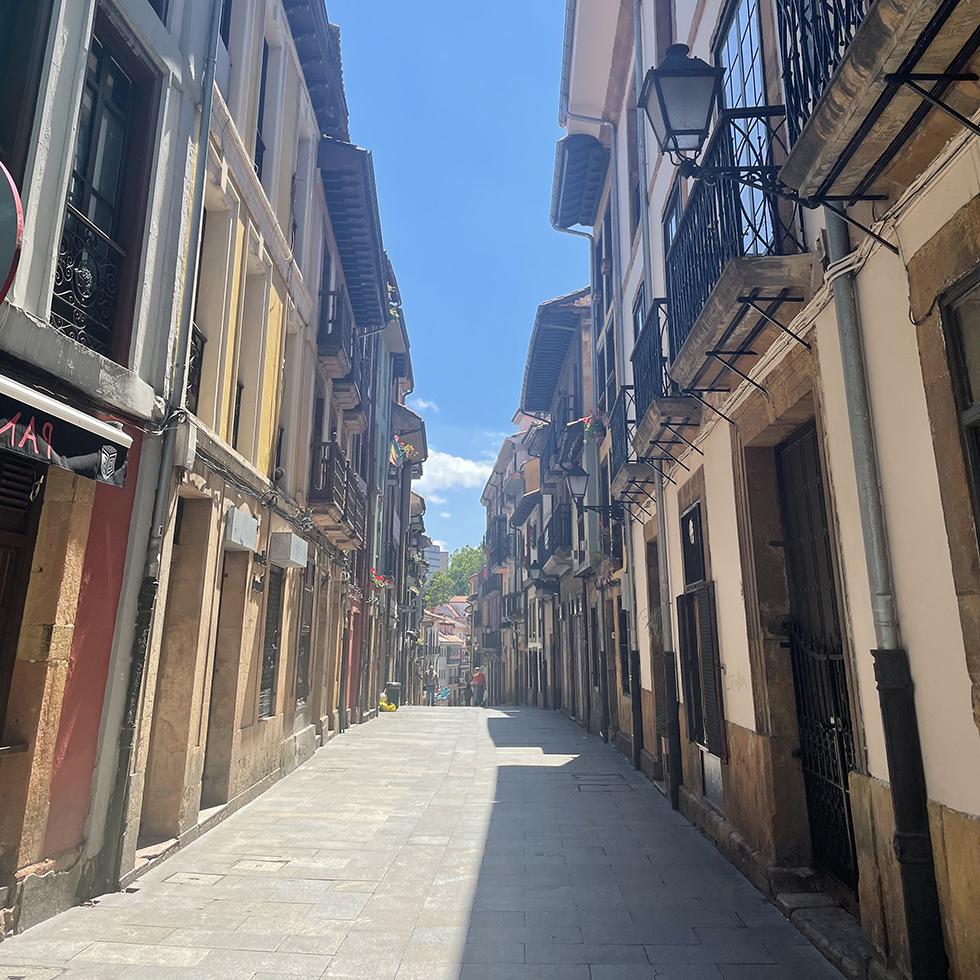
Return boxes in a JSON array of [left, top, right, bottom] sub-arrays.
[[666, 107, 806, 359], [309, 441, 348, 513], [610, 386, 635, 481], [540, 504, 573, 566], [50, 204, 126, 358], [482, 631, 502, 653], [186, 324, 207, 416], [345, 470, 367, 541], [600, 517, 624, 569], [632, 299, 672, 424], [777, 0, 870, 145], [503, 590, 526, 622]]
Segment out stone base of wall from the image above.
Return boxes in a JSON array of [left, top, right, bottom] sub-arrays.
[[280, 724, 317, 776]]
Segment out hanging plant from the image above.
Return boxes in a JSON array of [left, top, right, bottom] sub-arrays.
[[370, 567, 394, 589]]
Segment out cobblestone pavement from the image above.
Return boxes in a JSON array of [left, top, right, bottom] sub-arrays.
[[0, 707, 841, 979]]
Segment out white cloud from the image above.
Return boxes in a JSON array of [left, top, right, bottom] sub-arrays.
[[409, 396, 439, 413], [432, 539, 448, 549], [440, 511, 452, 519], [414, 449, 492, 495], [426, 492, 447, 505]]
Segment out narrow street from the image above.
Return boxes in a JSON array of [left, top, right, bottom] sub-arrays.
[[0, 708, 839, 980]]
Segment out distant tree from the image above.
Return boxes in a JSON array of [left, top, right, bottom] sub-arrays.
[[448, 545, 484, 595], [423, 569, 456, 607]]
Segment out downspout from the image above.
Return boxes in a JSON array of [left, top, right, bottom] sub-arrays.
[[96, 0, 224, 890], [824, 212, 948, 978], [632, 0, 680, 804]]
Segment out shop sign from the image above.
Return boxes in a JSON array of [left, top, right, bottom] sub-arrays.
[[0, 373, 132, 486], [0, 160, 23, 304]]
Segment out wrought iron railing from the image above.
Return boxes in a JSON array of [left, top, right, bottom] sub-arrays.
[[309, 441, 348, 512], [632, 300, 672, 424], [540, 504, 573, 566], [666, 107, 806, 359], [610, 386, 635, 480], [345, 471, 367, 541], [186, 325, 207, 415], [503, 591, 526, 622], [600, 516, 624, 568], [776, 0, 869, 145], [539, 420, 560, 476], [50, 204, 126, 358]]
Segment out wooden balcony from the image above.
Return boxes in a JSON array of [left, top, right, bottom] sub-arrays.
[[317, 288, 354, 379], [541, 504, 573, 575], [309, 441, 366, 549]]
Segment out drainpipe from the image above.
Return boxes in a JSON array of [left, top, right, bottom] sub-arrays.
[[632, 0, 680, 806], [824, 211, 947, 978], [95, 0, 224, 891]]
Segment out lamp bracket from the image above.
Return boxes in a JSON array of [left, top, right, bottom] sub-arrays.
[[680, 157, 899, 254]]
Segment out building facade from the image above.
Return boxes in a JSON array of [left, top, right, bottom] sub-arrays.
[[0, 0, 430, 935], [479, 1, 980, 977]]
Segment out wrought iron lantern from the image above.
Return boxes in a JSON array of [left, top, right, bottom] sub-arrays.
[[639, 44, 721, 158]]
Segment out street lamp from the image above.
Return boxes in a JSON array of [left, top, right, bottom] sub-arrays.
[[638, 43, 720, 159], [564, 464, 589, 504], [638, 44, 898, 252]]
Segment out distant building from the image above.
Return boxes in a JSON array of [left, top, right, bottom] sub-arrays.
[[423, 544, 449, 575]]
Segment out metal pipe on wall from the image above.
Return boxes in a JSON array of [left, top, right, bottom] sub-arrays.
[[824, 210, 947, 978], [632, 0, 680, 803], [96, 0, 225, 891]]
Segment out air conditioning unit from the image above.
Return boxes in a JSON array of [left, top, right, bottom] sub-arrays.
[[225, 507, 258, 552], [269, 531, 308, 569]]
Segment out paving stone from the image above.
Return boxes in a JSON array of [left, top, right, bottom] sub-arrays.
[[5, 708, 842, 980]]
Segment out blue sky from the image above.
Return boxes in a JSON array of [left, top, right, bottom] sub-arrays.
[[328, 1, 587, 553]]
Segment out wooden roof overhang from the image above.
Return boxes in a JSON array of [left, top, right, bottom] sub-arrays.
[[318, 137, 387, 329], [551, 134, 610, 229]]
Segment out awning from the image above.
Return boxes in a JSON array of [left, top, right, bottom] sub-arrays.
[[393, 403, 428, 462], [550, 134, 609, 229], [520, 289, 590, 414], [510, 489, 541, 529], [318, 137, 386, 328], [0, 372, 132, 486]]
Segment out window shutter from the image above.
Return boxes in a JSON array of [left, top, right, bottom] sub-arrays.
[[697, 582, 727, 759], [676, 591, 697, 741]]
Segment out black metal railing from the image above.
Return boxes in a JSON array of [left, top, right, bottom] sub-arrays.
[[482, 631, 502, 653], [345, 471, 367, 541], [600, 517, 624, 568], [666, 107, 806, 359], [503, 591, 526, 622], [777, 0, 869, 145], [540, 504, 573, 566], [187, 325, 206, 415], [610, 386, 635, 480], [632, 300, 672, 424], [539, 420, 560, 476], [50, 204, 126, 358], [309, 441, 348, 513]]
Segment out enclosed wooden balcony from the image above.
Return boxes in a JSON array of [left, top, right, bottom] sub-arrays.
[[541, 504, 573, 575], [308, 441, 366, 549], [317, 287, 354, 379], [778, 0, 980, 203]]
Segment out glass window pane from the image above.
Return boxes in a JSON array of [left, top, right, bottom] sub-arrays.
[[954, 286, 980, 404]]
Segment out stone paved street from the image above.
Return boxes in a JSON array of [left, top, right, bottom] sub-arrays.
[[0, 708, 841, 979]]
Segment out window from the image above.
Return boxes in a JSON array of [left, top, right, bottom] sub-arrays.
[[653, 0, 675, 64], [663, 184, 682, 259], [681, 503, 706, 586], [254, 40, 270, 181], [219, 0, 233, 49], [51, 19, 155, 362], [632, 284, 646, 342], [295, 561, 315, 707], [0, 0, 53, 186], [618, 598, 631, 696], [945, 275, 980, 542], [259, 566, 285, 717], [626, 80, 641, 237], [147, 0, 169, 22]]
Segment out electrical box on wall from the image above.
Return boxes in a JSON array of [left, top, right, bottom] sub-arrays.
[[225, 507, 259, 553], [269, 531, 308, 569]]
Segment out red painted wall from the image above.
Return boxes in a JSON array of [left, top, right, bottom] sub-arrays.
[[43, 424, 142, 857]]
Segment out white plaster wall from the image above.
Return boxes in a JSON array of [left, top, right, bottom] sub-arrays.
[[702, 423, 756, 731], [858, 247, 980, 814]]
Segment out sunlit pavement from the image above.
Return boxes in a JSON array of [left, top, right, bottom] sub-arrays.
[[0, 707, 841, 979]]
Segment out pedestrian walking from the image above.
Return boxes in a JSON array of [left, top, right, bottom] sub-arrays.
[[424, 666, 437, 706], [471, 666, 486, 707]]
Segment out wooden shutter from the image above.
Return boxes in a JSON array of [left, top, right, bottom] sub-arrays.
[[676, 591, 698, 741], [697, 582, 727, 760]]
